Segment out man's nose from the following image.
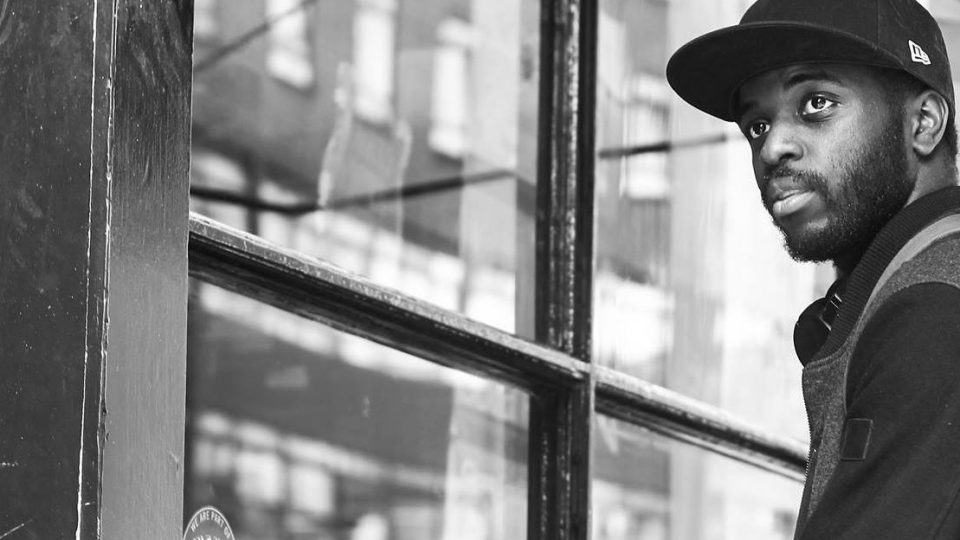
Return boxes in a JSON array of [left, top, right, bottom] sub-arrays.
[[758, 122, 803, 168]]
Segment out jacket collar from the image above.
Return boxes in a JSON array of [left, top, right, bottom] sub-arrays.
[[812, 185, 960, 361]]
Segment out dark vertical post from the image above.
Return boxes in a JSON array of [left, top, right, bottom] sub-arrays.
[[536, 2, 597, 360], [99, 1, 194, 537], [0, 0, 193, 537], [529, 0, 598, 539]]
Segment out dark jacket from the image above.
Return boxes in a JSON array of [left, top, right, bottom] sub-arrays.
[[795, 186, 960, 539]]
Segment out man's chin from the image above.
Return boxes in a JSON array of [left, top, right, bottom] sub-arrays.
[[779, 226, 838, 263], [783, 241, 832, 263]]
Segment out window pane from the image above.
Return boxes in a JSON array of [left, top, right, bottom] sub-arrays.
[[194, 0, 219, 43], [593, 416, 802, 540], [185, 281, 529, 539], [191, 0, 540, 338], [591, 0, 825, 438], [266, 0, 315, 88]]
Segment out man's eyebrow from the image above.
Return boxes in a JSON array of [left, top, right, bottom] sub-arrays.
[[734, 69, 844, 121]]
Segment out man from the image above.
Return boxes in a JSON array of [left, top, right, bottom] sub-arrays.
[[667, 0, 960, 537]]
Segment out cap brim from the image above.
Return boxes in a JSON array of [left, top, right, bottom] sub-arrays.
[[666, 22, 903, 122]]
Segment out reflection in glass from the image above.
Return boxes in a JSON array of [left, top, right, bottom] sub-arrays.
[[592, 416, 802, 540], [185, 281, 529, 539], [190, 0, 540, 336], [592, 0, 823, 440]]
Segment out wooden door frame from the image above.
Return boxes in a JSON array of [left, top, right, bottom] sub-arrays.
[[0, 1, 193, 537]]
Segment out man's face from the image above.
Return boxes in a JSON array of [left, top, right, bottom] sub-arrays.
[[736, 64, 916, 266]]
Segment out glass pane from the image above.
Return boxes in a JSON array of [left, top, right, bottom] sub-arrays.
[[593, 416, 802, 540], [185, 280, 529, 539], [591, 0, 826, 438], [190, 0, 540, 337]]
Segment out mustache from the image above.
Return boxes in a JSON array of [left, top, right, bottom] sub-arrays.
[[762, 166, 824, 185], [761, 166, 828, 206]]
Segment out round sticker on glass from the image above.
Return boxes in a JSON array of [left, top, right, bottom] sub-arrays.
[[183, 506, 235, 540]]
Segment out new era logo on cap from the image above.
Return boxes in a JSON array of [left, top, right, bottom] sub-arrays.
[[910, 40, 931, 65]]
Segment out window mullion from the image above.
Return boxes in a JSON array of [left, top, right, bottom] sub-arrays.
[[535, 3, 596, 359], [529, 0, 598, 539]]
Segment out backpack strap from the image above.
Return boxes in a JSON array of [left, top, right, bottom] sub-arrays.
[[866, 212, 960, 307]]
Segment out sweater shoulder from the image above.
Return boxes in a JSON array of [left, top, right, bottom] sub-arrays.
[[870, 232, 960, 311]]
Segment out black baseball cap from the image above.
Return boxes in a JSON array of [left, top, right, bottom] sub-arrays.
[[666, 0, 955, 122]]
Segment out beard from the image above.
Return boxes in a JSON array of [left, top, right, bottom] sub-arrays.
[[762, 115, 914, 267]]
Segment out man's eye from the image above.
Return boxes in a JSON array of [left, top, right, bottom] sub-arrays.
[[746, 121, 769, 140], [801, 96, 836, 115]]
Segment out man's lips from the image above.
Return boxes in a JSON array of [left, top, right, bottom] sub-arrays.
[[770, 190, 816, 219], [764, 177, 817, 220]]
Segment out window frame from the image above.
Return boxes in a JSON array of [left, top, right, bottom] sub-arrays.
[[186, 3, 808, 538], [4, 0, 806, 537]]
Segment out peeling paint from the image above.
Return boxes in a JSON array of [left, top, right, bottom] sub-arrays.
[[0, 518, 34, 539], [0, 0, 12, 45], [16, 187, 43, 219], [78, 0, 103, 537], [168, 450, 181, 469]]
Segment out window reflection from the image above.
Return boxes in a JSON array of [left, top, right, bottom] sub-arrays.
[[266, 0, 315, 88], [429, 18, 471, 158], [593, 0, 820, 440], [194, 0, 220, 43], [190, 0, 539, 335], [352, 0, 396, 123], [186, 281, 528, 539], [592, 417, 801, 540]]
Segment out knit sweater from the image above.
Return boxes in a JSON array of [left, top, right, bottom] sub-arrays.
[[794, 186, 960, 539]]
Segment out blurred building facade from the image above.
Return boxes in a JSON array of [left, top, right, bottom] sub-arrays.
[[185, 0, 960, 539], [190, 1, 540, 538]]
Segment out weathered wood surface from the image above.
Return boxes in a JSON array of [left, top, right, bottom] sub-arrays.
[[0, 1, 192, 537], [99, 1, 193, 538]]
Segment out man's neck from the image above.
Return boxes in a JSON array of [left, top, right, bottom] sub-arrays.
[[833, 248, 867, 278], [831, 179, 960, 276], [908, 159, 959, 206]]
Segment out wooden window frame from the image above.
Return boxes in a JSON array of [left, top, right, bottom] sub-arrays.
[[0, 0, 805, 538]]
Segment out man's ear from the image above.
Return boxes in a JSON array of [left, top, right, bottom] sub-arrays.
[[910, 90, 950, 157]]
